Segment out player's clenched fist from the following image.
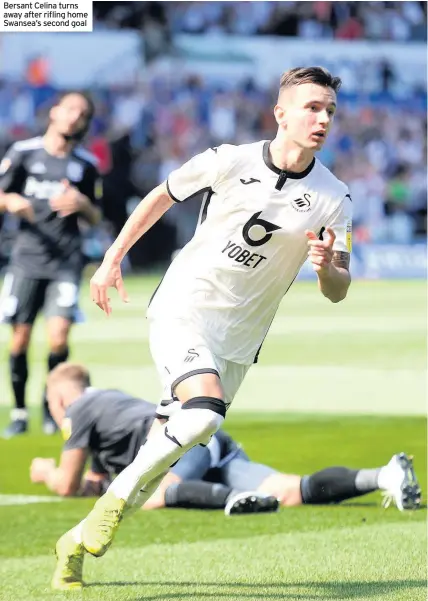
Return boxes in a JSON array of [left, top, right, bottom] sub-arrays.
[[305, 227, 336, 274], [90, 260, 129, 316]]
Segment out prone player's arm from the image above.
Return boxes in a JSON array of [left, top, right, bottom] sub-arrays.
[[44, 448, 88, 497], [46, 410, 93, 495]]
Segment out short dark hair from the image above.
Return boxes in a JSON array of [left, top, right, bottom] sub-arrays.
[[279, 67, 342, 94], [47, 362, 91, 390]]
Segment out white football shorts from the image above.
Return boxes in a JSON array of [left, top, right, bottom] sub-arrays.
[[148, 317, 251, 418]]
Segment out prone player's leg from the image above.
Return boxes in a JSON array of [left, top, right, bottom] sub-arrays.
[[258, 454, 421, 510]]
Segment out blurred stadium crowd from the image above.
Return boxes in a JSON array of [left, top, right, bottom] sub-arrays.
[[92, 1, 427, 41], [0, 1, 426, 266]]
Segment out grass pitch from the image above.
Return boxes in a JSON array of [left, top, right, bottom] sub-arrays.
[[0, 277, 426, 600]]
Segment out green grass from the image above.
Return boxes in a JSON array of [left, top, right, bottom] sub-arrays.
[[0, 278, 426, 600]]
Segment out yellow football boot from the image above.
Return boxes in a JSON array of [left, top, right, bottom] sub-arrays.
[[82, 492, 126, 557], [51, 531, 85, 590]]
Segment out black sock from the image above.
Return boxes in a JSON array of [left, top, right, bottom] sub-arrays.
[[42, 348, 69, 417], [301, 467, 369, 505], [164, 480, 232, 510], [9, 352, 28, 411]]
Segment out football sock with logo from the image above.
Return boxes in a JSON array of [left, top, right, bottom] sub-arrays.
[[9, 352, 28, 411], [164, 481, 235, 510], [300, 467, 375, 504], [108, 407, 224, 503], [42, 348, 69, 416]]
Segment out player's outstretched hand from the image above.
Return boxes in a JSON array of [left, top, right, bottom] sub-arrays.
[[305, 227, 336, 274], [90, 259, 129, 316], [6, 194, 35, 222]]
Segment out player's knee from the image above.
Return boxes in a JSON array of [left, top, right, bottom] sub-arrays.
[[11, 325, 32, 353], [182, 397, 225, 444], [47, 318, 71, 352], [168, 399, 225, 447]]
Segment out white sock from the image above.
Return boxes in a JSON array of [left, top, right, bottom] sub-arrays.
[[377, 465, 390, 490], [11, 408, 28, 421], [108, 408, 224, 502], [70, 520, 85, 544], [124, 472, 167, 516]]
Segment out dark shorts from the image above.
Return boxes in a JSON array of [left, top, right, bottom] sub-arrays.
[[0, 267, 81, 325], [171, 430, 278, 491]]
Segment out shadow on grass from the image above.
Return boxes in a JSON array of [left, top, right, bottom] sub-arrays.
[[87, 579, 426, 599]]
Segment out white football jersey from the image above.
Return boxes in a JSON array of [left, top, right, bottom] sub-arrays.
[[148, 140, 352, 364]]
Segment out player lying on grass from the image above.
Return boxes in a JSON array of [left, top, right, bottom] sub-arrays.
[[29, 363, 421, 589]]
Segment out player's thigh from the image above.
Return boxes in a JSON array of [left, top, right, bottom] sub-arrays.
[[220, 360, 251, 409], [149, 318, 224, 406], [0, 268, 46, 325], [170, 443, 212, 481], [44, 275, 80, 322], [221, 454, 279, 492]]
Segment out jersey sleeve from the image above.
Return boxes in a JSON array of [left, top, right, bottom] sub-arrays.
[[166, 147, 220, 203], [326, 192, 352, 254], [62, 406, 93, 451], [79, 163, 103, 208], [0, 145, 26, 194]]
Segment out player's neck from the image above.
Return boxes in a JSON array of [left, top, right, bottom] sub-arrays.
[[43, 129, 75, 157], [269, 137, 315, 173]]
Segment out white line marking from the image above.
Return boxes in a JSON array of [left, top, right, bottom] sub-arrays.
[[0, 494, 63, 506]]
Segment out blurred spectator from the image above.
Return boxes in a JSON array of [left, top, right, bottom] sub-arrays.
[[25, 54, 50, 88], [92, 1, 427, 42], [0, 1, 426, 265]]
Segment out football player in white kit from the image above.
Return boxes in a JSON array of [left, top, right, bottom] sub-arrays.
[[52, 67, 355, 590]]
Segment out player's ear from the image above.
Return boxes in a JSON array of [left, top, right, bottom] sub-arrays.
[[274, 104, 286, 128], [49, 105, 58, 122]]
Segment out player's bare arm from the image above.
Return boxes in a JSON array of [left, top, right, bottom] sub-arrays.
[[305, 227, 351, 303], [0, 191, 35, 222], [107, 182, 174, 263], [90, 182, 174, 314], [30, 448, 88, 497]]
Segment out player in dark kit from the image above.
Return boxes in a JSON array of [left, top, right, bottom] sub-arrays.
[[0, 91, 102, 438]]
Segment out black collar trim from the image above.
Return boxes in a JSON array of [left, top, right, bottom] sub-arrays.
[[263, 141, 315, 179]]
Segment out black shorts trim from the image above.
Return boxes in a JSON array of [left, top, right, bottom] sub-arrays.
[[182, 396, 226, 418], [171, 368, 220, 393]]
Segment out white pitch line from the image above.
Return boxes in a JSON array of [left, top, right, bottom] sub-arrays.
[[0, 495, 63, 506]]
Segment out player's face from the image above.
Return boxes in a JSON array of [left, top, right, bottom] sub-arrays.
[[276, 83, 337, 150], [50, 94, 91, 137], [46, 384, 64, 427]]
